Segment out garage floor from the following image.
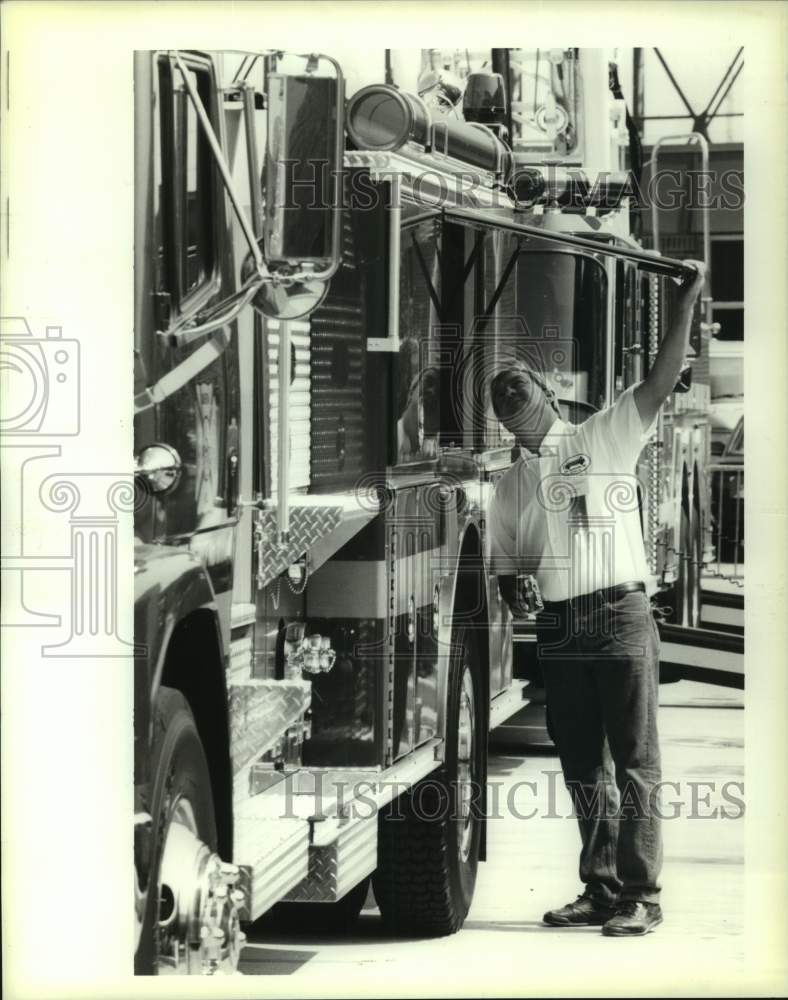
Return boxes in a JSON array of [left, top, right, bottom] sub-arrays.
[[239, 681, 745, 996]]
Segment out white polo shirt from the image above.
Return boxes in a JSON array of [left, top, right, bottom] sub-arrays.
[[487, 384, 658, 603]]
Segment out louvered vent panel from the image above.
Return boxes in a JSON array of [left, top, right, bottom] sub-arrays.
[[309, 211, 368, 491]]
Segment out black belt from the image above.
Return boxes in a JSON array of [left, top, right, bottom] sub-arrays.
[[540, 580, 646, 614]]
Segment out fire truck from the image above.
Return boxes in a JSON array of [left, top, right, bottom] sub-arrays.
[[133, 47, 728, 975]]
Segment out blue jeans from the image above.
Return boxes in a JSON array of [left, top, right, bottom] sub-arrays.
[[536, 588, 662, 906]]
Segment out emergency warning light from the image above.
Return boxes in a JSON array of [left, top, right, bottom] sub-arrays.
[[462, 71, 508, 132]]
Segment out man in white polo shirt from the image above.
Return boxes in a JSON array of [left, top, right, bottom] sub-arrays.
[[488, 261, 705, 936]]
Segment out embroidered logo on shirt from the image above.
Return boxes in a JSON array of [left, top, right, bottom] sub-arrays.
[[560, 453, 591, 475]]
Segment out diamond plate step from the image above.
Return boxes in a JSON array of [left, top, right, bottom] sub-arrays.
[[284, 814, 378, 903], [233, 808, 310, 921], [232, 740, 443, 914]]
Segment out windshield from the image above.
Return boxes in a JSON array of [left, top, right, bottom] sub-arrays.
[[490, 247, 608, 420], [394, 220, 609, 458]]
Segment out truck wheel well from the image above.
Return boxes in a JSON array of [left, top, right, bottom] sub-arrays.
[[160, 610, 233, 859]]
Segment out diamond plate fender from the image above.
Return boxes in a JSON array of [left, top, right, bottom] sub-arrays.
[[229, 678, 311, 777], [256, 505, 343, 588]]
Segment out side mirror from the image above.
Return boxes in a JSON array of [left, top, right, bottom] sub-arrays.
[[252, 57, 344, 320], [673, 360, 693, 393], [167, 50, 344, 338]]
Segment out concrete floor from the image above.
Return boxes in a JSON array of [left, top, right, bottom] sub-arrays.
[[239, 681, 745, 996]]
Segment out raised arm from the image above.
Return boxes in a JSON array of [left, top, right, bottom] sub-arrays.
[[633, 260, 706, 431]]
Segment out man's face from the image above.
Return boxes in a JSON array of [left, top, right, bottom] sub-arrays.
[[500, 373, 562, 447]]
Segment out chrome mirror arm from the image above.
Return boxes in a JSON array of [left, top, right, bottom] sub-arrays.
[[160, 281, 263, 347]]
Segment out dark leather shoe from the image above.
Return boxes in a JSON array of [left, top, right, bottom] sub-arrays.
[[543, 894, 618, 926], [602, 901, 663, 936]]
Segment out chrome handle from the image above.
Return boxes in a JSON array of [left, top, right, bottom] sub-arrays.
[[226, 449, 240, 516]]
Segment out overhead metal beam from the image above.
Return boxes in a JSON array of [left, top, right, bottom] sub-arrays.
[[633, 113, 743, 122], [707, 60, 744, 125], [646, 47, 743, 141], [699, 47, 744, 121], [653, 48, 698, 121]]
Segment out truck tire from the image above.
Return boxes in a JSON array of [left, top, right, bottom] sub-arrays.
[[136, 687, 218, 974], [256, 876, 371, 934], [372, 625, 485, 937]]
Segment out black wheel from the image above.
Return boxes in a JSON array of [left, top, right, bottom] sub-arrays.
[[372, 625, 485, 937], [256, 876, 371, 934], [136, 687, 219, 975]]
